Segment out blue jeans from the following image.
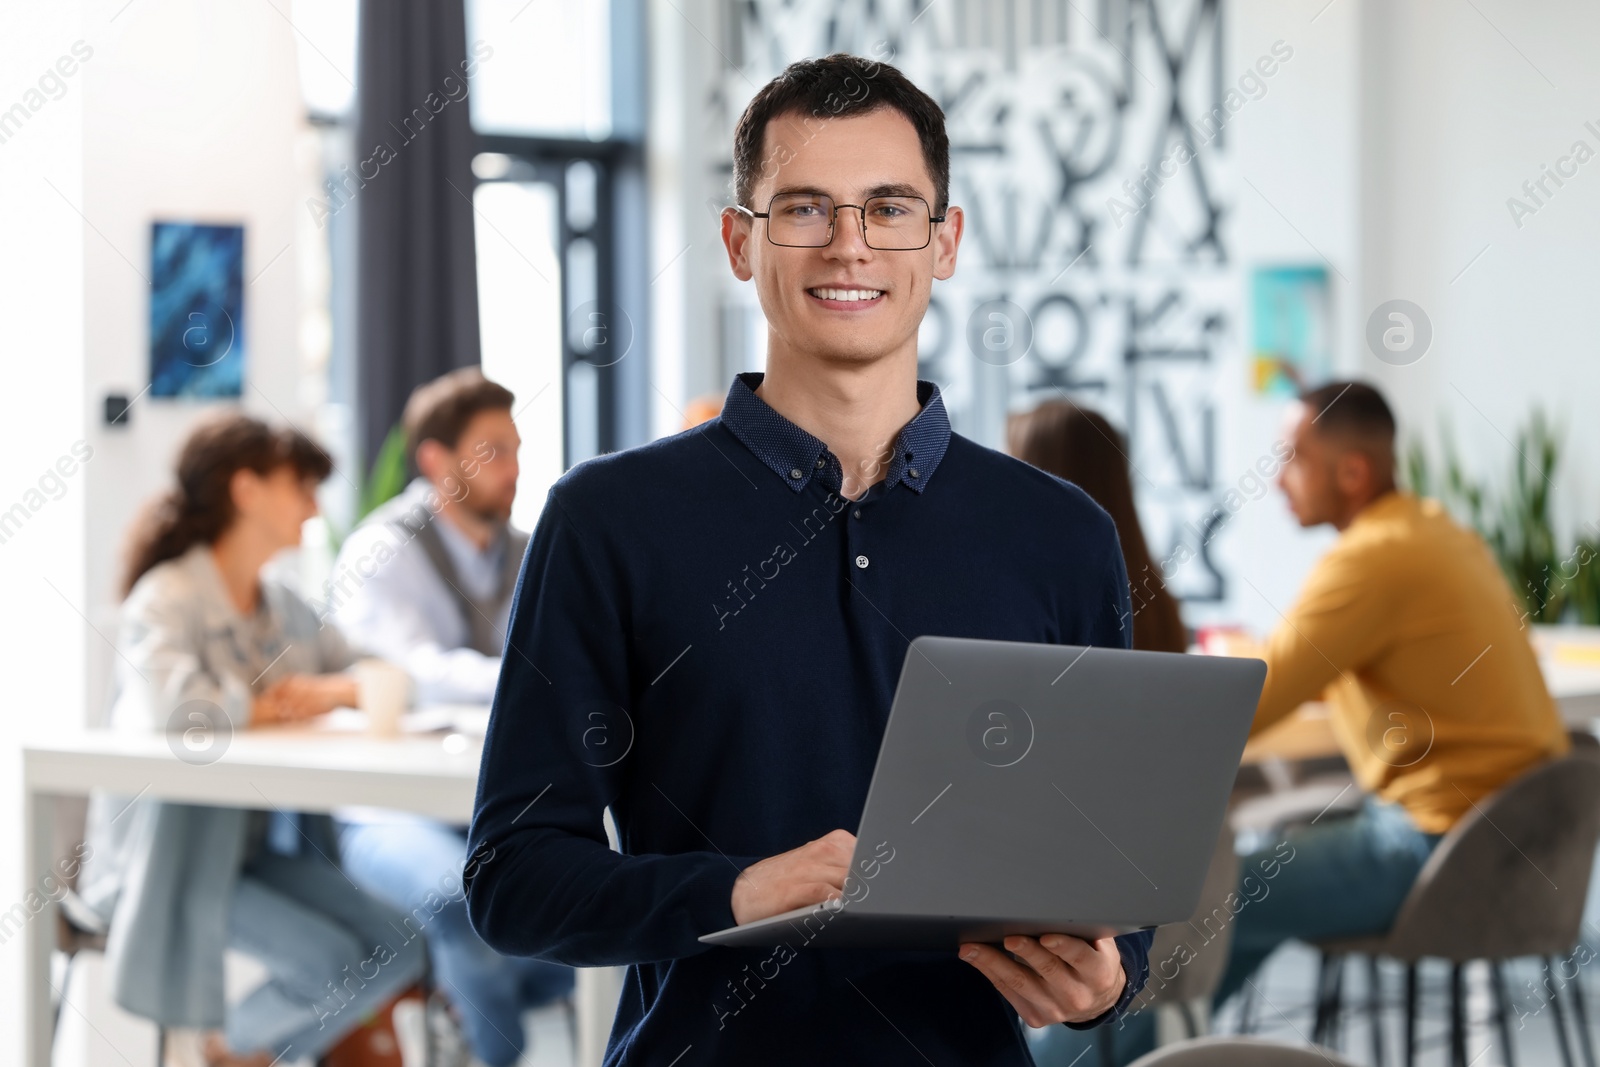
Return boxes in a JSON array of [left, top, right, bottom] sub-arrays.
[[337, 815, 575, 1067], [1214, 796, 1443, 1009], [225, 851, 427, 1061]]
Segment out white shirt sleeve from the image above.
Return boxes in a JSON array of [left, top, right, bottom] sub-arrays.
[[114, 570, 254, 732], [330, 521, 503, 705]]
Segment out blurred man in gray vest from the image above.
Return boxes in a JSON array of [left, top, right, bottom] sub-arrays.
[[335, 368, 527, 703], [332, 368, 572, 1067]]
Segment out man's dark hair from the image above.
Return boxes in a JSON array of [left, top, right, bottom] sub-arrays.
[[1298, 380, 1397, 446], [403, 367, 514, 464], [731, 53, 951, 213]]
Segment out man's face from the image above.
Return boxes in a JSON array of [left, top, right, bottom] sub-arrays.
[[1274, 402, 1339, 527], [721, 107, 962, 367], [449, 408, 521, 524]]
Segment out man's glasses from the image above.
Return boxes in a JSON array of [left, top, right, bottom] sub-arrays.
[[734, 193, 946, 250]]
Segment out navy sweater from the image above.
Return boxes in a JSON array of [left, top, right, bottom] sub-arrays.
[[465, 373, 1151, 1065]]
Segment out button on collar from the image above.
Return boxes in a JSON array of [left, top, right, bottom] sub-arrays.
[[855, 555, 869, 569], [719, 371, 949, 493]]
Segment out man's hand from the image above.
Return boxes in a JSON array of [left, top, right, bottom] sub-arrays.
[[252, 674, 358, 725], [960, 933, 1125, 1027], [731, 829, 855, 925]]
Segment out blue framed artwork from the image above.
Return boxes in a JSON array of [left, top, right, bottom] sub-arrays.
[[1250, 265, 1331, 397], [150, 221, 245, 397]]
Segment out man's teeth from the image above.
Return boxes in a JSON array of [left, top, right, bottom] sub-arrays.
[[808, 288, 883, 302]]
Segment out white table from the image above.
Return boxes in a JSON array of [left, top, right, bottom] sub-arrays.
[[22, 721, 619, 1067], [1536, 624, 1600, 725]]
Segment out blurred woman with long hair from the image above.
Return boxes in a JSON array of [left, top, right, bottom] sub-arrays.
[[1008, 399, 1187, 1064], [79, 411, 424, 1067], [1008, 399, 1186, 655]]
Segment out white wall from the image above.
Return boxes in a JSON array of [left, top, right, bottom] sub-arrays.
[[0, 3, 87, 1062], [1197, 0, 1600, 630], [79, 0, 311, 722], [1201, 0, 1365, 631], [1360, 0, 1600, 539], [0, 3, 309, 1061]]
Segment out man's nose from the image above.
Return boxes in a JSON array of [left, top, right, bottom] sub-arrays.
[[827, 205, 871, 257]]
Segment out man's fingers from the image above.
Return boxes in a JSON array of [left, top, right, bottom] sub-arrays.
[[1009, 935, 1112, 1019], [732, 830, 859, 926], [963, 937, 1124, 1026], [811, 880, 843, 902], [1005, 935, 1069, 983], [805, 833, 854, 884], [817, 828, 856, 863], [959, 943, 1057, 1025], [1038, 932, 1099, 970]]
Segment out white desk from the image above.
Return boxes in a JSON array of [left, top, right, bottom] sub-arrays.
[[22, 721, 619, 1067], [1536, 624, 1600, 724]]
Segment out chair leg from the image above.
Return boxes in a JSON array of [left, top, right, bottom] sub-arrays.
[[1550, 956, 1579, 1067], [51, 950, 75, 1051], [563, 993, 579, 1052], [1238, 972, 1260, 1035], [1368, 956, 1387, 1067], [1569, 962, 1598, 1067], [1095, 1024, 1116, 1067], [1179, 1000, 1200, 1040], [1490, 960, 1518, 1067], [1450, 963, 1468, 1067], [1313, 952, 1339, 1045], [1329, 954, 1347, 1051], [1405, 963, 1418, 1067]]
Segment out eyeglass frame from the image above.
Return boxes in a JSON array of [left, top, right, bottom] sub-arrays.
[[732, 192, 949, 251]]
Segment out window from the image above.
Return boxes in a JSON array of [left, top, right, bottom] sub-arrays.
[[472, 177, 562, 533], [465, 0, 612, 139], [467, 0, 647, 501], [294, 0, 647, 529]]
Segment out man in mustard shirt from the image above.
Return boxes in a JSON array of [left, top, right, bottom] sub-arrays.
[[1214, 380, 1569, 1007]]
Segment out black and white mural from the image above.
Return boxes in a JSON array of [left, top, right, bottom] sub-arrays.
[[706, 0, 1244, 604]]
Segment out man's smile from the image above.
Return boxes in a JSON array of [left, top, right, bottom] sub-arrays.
[[805, 286, 886, 309]]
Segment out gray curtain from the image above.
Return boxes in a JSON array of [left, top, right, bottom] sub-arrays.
[[355, 0, 482, 471]]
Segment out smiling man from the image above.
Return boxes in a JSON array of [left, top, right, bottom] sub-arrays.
[[465, 54, 1151, 1063]]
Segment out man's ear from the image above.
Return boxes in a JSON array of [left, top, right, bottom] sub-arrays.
[[414, 439, 448, 485], [1333, 449, 1374, 498], [932, 204, 963, 282], [722, 207, 755, 282]]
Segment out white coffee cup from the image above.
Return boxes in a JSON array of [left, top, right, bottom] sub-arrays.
[[354, 658, 411, 738]]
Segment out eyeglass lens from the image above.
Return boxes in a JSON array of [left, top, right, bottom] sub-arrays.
[[765, 193, 932, 249]]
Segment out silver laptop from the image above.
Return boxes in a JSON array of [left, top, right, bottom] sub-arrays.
[[700, 635, 1265, 949]]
